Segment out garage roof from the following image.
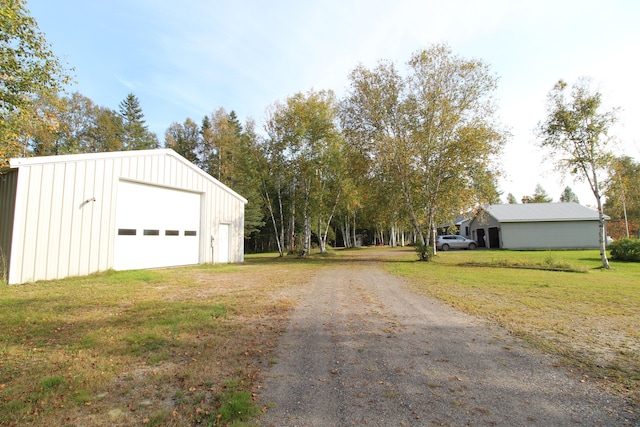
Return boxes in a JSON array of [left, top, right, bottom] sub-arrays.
[[486, 202, 606, 222]]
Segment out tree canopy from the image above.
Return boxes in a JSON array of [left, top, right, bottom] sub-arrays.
[[605, 156, 640, 238], [340, 44, 506, 247], [0, 0, 73, 165]]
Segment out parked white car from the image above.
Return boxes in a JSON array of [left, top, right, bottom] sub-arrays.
[[436, 235, 478, 251]]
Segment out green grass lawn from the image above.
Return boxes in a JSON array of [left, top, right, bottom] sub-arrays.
[[0, 260, 315, 427], [385, 248, 640, 399]]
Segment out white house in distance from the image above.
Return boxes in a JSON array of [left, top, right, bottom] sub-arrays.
[[468, 202, 607, 250], [0, 149, 247, 285]]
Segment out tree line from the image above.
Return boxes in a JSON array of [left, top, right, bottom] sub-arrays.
[[2, 0, 638, 260]]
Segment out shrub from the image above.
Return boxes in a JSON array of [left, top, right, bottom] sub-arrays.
[[609, 238, 640, 262], [415, 242, 434, 261]]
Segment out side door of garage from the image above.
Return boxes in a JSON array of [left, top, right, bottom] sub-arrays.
[[114, 180, 201, 270]]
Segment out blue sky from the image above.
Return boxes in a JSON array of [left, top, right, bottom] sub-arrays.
[[28, 0, 640, 205]]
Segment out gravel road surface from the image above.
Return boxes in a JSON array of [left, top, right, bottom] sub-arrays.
[[257, 252, 637, 426]]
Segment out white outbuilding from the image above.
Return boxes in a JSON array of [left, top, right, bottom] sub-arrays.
[[0, 149, 247, 285], [469, 202, 608, 250]]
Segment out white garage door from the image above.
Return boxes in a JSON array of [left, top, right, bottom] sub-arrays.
[[114, 181, 201, 270]]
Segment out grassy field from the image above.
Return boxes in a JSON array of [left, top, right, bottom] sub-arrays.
[[385, 248, 640, 401], [0, 259, 315, 426], [1, 247, 639, 426]]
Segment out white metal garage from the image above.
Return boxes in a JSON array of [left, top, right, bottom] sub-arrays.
[[0, 149, 247, 284], [469, 202, 607, 250]]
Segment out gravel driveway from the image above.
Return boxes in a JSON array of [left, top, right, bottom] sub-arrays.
[[257, 252, 637, 426]]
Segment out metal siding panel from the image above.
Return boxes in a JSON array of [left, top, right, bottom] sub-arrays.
[[181, 162, 189, 188], [8, 167, 30, 284], [181, 163, 189, 188], [127, 156, 137, 179], [57, 162, 77, 279], [501, 221, 600, 249], [201, 189, 210, 263], [19, 166, 42, 283], [78, 161, 96, 276], [46, 163, 66, 280], [100, 159, 116, 270], [142, 156, 149, 181], [33, 164, 55, 281], [120, 157, 130, 180], [88, 159, 105, 273], [165, 156, 175, 187], [105, 158, 120, 269], [154, 155, 164, 185], [133, 157, 142, 180], [67, 161, 86, 277]]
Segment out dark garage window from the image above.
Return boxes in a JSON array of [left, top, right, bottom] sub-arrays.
[[185, 230, 197, 236], [165, 230, 179, 236], [118, 229, 136, 236], [143, 229, 160, 236]]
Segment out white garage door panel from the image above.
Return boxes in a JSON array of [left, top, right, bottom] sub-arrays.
[[114, 181, 200, 270]]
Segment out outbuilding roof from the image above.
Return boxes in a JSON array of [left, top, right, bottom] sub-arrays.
[[485, 202, 605, 222]]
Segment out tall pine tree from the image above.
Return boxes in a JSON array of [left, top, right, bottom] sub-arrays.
[[118, 93, 158, 150]]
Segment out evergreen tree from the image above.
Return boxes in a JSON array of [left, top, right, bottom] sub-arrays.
[[118, 93, 158, 150], [506, 193, 518, 204], [559, 186, 579, 203], [522, 184, 552, 203]]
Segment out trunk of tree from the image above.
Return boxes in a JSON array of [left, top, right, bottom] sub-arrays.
[[287, 181, 296, 254], [276, 183, 285, 257], [596, 193, 610, 269], [303, 214, 311, 256], [342, 216, 351, 248], [318, 193, 340, 254], [409, 210, 425, 246], [588, 163, 610, 269], [429, 209, 438, 256], [258, 173, 284, 257], [621, 188, 630, 238], [352, 213, 357, 247], [390, 224, 397, 247], [301, 183, 311, 256], [318, 217, 325, 253]]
